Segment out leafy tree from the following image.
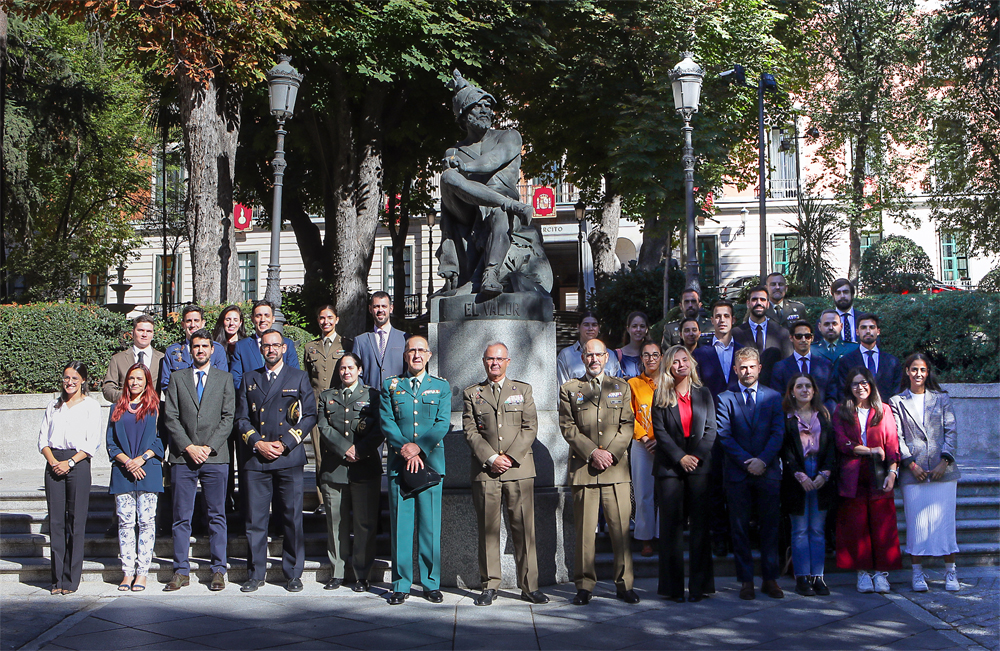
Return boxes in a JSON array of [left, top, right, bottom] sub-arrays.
[[796, 0, 926, 282], [782, 194, 845, 296], [3, 12, 152, 300], [858, 234, 933, 295], [978, 267, 1000, 293], [31, 0, 302, 304], [922, 0, 999, 257]]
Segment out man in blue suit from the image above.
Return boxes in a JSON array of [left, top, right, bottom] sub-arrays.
[[769, 320, 834, 408], [161, 305, 229, 391], [353, 291, 407, 391], [831, 313, 902, 404], [379, 336, 451, 605], [230, 300, 299, 390], [692, 299, 743, 558], [716, 347, 786, 601], [235, 329, 316, 593]]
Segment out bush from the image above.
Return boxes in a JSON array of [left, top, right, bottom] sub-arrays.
[[859, 235, 934, 294], [978, 267, 1000, 293], [281, 279, 339, 334], [589, 263, 685, 345]]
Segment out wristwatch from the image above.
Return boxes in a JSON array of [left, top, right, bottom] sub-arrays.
[[67, 459, 76, 469], [141, 452, 152, 461]]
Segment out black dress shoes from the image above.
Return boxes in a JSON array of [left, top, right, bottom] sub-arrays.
[[761, 580, 784, 599], [811, 576, 830, 596], [617, 589, 641, 604], [739, 582, 756, 600], [572, 589, 592, 605], [325, 578, 343, 590], [241, 579, 265, 593], [665, 594, 685, 603], [795, 576, 816, 596], [352, 580, 370, 593], [286, 578, 304, 592], [388, 591, 409, 605], [425, 589, 444, 603], [521, 590, 550, 604], [688, 593, 705, 602], [474, 588, 496, 606]]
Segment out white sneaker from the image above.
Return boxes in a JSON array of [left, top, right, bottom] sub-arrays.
[[945, 570, 960, 591], [911, 570, 929, 592], [873, 571, 891, 593], [857, 571, 875, 593]]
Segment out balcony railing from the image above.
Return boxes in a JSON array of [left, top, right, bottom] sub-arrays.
[[403, 293, 422, 317], [769, 178, 799, 199]]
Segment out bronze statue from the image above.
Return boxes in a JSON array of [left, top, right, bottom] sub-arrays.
[[436, 70, 552, 299]]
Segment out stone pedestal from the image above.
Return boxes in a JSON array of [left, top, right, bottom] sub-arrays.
[[428, 293, 572, 588]]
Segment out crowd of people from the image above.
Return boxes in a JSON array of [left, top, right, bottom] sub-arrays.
[[37, 274, 961, 606]]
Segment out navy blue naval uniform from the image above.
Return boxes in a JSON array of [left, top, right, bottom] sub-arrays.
[[236, 363, 317, 582]]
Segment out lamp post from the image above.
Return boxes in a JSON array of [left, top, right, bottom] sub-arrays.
[[575, 199, 587, 310], [669, 53, 705, 296], [426, 209, 436, 296], [263, 54, 303, 326]]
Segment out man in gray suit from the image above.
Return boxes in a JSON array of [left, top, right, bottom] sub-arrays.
[[352, 291, 407, 390], [163, 329, 236, 592]]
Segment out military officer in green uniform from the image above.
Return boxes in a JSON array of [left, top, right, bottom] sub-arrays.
[[559, 338, 640, 606], [463, 342, 549, 606], [379, 336, 451, 605], [317, 352, 382, 592]]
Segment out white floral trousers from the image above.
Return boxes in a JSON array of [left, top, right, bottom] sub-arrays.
[[116, 491, 158, 576]]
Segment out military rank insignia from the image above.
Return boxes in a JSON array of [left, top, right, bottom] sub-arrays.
[[288, 400, 301, 425], [504, 394, 524, 405]]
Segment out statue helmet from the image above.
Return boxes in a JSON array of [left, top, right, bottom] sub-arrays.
[[447, 69, 496, 121]]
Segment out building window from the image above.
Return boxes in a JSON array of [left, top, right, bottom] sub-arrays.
[[772, 234, 798, 277], [768, 127, 798, 199], [860, 232, 882, 258], [697, 235, 720, 289], [940, 232, 969, 281], [80, 272, 107, 305], [154, 254, 181, 310], [382, 246, 412, 296], [238, 252, 258, 301]]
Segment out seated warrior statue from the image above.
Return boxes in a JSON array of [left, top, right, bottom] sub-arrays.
[[437, 70, 552, 299]]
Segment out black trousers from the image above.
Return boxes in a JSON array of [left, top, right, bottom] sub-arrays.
[[708, 439, 729, 543], [726, 475, 781, 583], [245, 466, 304, 581], [656, 473, 715, 598], [44, 450, 91, 591]]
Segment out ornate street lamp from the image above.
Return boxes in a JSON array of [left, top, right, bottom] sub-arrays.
[[263, 54, 303, 325], [669, 53, 705, 296], [426, 209, 437, 296], [575, 199, 587, 310]]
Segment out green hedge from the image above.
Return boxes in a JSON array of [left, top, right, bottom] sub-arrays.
[[0, 302, 314, 394]]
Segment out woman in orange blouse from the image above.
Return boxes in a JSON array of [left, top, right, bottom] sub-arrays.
[[628, 340, 661, 556]]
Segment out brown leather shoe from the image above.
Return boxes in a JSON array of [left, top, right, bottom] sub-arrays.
[[739, 582, 756, 600], [164, 573, 189, 592], [209, 572, 226, 591], [761, 579, 784, 599]]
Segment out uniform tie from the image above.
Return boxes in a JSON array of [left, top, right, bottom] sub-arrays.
[[196, 371, 205, 403], [268, 370, 277, 384], [491, 382, 501, 404], [411, 376, 421, 393], [324, 338, 333, 354]]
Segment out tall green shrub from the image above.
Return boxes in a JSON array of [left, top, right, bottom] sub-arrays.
[[859, 235, 934, 294]]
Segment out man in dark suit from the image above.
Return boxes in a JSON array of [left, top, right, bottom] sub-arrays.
[[692, 299, 743, 557], [812, 309, 859, 365], [103, 315, 164, 402], [353, 291, 407, 391], [733, 286, 792, 387], [230, 300, 299, 390], [161, 305, 229, 391], [162, 329, 235, 592], [716, 347, 786, 600], [831, 278, 861, 344], [769, 320, 834, 407], [832, 313, 903, 404], [764, 272, 807, 328], [236, 329, 317, 593]]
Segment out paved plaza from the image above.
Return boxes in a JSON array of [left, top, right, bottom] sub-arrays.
[[2, 568, 996, 651]]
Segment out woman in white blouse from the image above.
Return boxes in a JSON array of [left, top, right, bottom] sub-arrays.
[[38, 361, 103, 595]]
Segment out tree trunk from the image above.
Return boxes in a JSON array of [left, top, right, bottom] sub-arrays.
[[588, 186, 621, 278], [389, 180, 411, 311], [636, 217, 667, 271], [178, 74, 242, 303]]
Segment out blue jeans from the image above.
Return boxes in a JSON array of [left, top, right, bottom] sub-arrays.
[[790, 455, 826, 577]]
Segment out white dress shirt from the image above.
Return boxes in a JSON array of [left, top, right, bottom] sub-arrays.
[[37, 396, 103, 456], [132, 345, 153, 369], [712, 336, 735, 382], [860, 344, 880, 374]]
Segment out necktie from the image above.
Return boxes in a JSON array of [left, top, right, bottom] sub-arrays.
[[411, 376, 421, 393], [865, 350, 875, 372], [324, 338, 333, 354], [754, 324, 763, 350], [775, 305, 784, 322], [744, 387, 755, 408], [196, 371, 205, 403], [378, 330, 387, 359], [138, 351, 145, 368], [492, 382, 501, 404], [268, 370, 277, 384], [842, 313, 853, 343], [800, 357, 809, 374]]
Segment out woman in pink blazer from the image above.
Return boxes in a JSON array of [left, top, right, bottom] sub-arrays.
[[832, 366, 902, 594]]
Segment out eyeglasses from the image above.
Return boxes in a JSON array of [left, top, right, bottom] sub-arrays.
[[260, 343, 285, 350], [792, 333, 814, 340], [406, 348, 430, 354], [483, 357, 509, 363], [641, 353, 661, 360], [851, 380, 870, 388]]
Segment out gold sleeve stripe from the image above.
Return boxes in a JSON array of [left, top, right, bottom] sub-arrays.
[[290, 429, 303, 445], [241, 429, 256, 444]]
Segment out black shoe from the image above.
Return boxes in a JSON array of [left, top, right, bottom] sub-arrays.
[[352, 580, 370, 593], [664, 594, 685, 603], [617, 589, 641, 604], [286, 578, 304, 593], [324, 577, 343, 591], [688, 593, 705, 602], [712, 539, 729, 558], [521, 590, 550, 604], [811, 576, 830, 596], [425, 589, 444, 603], [739, 582, 756, 600], [241, 579, 265, 593], [795, 576, 816, 597], [388, 591, 409, 605], [474, 589, 496, 606], [572, 589, 592, 605], [314, 504, 327, 516]]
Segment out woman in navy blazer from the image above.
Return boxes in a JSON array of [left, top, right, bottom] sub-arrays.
[[651, 345, 717, 603], [106, 363, 164, 592]]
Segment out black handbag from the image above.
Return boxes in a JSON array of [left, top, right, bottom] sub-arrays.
[[869, 453, 888, 490]]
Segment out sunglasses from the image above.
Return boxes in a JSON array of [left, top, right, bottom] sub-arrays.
[[792, 333, 814, 340]]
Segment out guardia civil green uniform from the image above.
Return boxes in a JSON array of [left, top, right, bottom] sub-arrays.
[[379, 372, 451, 594]]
